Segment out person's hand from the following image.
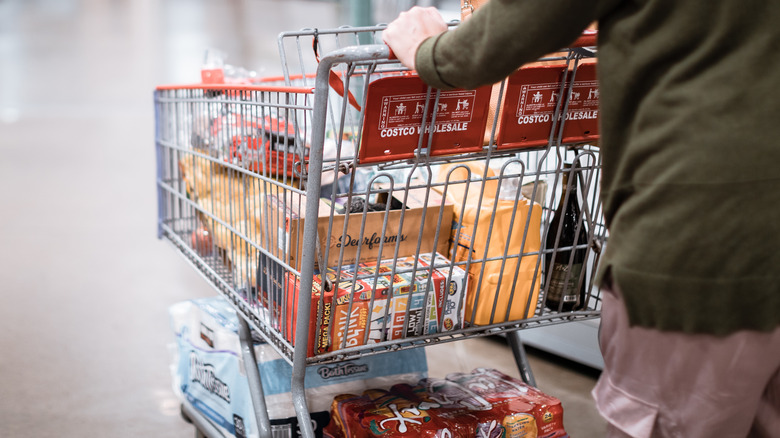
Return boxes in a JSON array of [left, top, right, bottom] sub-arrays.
[[382, 7, 448, 71]]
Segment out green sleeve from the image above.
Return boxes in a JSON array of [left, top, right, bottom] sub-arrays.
[[415, 0, 612, 90]]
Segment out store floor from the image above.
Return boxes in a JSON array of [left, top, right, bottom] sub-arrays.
[[0, 1, 606, 436]]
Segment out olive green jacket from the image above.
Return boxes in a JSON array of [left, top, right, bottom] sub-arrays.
[[415, 0, 780, 335]]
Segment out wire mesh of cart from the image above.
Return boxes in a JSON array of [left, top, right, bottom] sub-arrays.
[[156, 24, 605, 438]]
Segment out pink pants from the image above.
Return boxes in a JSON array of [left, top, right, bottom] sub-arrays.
[[592, 279, 780, 438]]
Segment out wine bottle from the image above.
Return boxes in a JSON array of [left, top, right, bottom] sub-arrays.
[[544, 164, 589, 311]]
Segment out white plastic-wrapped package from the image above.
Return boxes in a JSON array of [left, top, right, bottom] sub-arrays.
[[169, 297, 428, 437]]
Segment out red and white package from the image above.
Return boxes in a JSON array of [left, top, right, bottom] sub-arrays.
[[323, 368, 569, 438]]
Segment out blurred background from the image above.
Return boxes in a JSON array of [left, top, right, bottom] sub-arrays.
[[0, 0, 605, 436]]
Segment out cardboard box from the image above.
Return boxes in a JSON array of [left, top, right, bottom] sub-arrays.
[[277, 253, 466, 356], [346, 262, 413, 345], [283, 264, 401, 356], [266, 187, 452, 270], [418, 252, 468, 333], [388, 256, 442, 340]]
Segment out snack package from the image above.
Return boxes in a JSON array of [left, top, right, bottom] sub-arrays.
[[418, 252, 468, 332], [280, 252, 468, 355], [281, 265, 396, 356], [323, 368, 568, 438], [443, 368, 567, 438], [169, 297, 428, 438]]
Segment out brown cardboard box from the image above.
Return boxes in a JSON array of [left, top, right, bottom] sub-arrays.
[[266, 188, 453, 270]]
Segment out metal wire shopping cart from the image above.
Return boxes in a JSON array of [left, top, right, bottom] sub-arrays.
[[156, 23, 605, 438]]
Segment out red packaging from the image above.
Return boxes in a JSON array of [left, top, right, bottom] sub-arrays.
[[281, 254, 467, 356], [230, 136, 303, 177], [444, 369, 568, 438], [325, 385, 481, 438], [282, 272, 333, 357], [359, 75, 494, 164], [323, 368, 568, 438], [284, 263, 399, 355], [331, 299, 371, 351], [495, 62, 599, 150]]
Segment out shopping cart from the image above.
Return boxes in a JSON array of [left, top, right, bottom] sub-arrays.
[[157, 23, 605, 438]]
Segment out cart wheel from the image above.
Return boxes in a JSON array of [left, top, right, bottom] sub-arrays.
[[180, 404, 193, 424]]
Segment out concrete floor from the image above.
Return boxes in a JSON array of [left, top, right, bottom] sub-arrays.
[[0, 1, 606, 436]]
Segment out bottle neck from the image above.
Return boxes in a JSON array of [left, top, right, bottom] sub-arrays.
[[558, 165, 573, 211]]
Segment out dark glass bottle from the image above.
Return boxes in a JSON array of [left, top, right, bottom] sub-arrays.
[[544, 164, 589, 311]]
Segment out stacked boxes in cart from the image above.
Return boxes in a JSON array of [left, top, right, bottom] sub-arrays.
[[278, 252, 467, 356], [182, 112, 594, 359], [255, 184, 479, 356], [182, 111, 590, 358], [177, 52, 600, 358]]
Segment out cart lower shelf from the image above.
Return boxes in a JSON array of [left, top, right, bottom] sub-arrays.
[[176, 324, 544, 438]]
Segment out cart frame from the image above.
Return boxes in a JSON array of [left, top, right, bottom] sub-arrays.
[[157, 25, 604, 438]]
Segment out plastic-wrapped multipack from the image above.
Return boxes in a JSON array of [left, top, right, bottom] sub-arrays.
[[169, 296, 428, 438], [323, 368, 568, 438]]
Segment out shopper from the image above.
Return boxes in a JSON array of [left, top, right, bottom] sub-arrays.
[[383, 2, 780, 437]]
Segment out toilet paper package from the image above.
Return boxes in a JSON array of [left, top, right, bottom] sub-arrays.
[[169, 296, 428, 438]]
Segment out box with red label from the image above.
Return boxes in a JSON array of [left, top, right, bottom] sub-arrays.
[[329, 267, 408, 352], [282, 270, 333, 357], [348, 262, 414, 345], [284, 260, 412, 356], [284, 268, 387, 356], [372, 253, 467, 341], [328, 258, 445, 351], [323, 271, 380, 354]]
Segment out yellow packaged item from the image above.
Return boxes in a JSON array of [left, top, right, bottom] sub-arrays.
[[435, 161, 542, 324]]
